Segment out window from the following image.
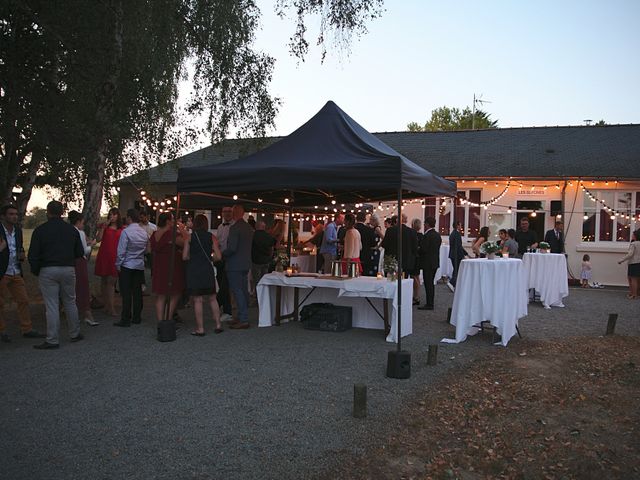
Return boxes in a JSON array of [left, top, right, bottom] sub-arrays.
[[582, 190, 638, 243], [435, 190, 482, 238]]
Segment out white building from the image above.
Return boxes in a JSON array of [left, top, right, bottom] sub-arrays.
[[119, 124, 640, 286]]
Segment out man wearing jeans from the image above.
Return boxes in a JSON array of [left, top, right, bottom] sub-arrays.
[[0, 205, 45, 343], [114, 209, 149, 327], [223, 204, 253, 329], [28, 201, 84, 349]]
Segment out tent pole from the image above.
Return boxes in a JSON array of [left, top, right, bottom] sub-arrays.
[[386, 188, 411, 379], [396, 188, 402, 352]]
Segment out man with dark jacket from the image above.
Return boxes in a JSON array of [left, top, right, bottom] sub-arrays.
[[544, 221, 565, 254], [251, 220, 276, 290], [0, 205, 45, 343], [354, 211, 376, 276], [224, 204, 254, 329], [418, 217, 442, 310], [381, 213, 418, 274], [28, 201, 85, 349], [448, 220, 469, 290]]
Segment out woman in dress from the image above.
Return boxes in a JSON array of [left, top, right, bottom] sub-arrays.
[[69, 211, 98, 326], [182, 214, 223, 335], [618, 229, 640, 299], [341, 214, 362, 274], [472, 226, 490, 258], [150, 212, 187, 322], [94, 207, 123, 316]]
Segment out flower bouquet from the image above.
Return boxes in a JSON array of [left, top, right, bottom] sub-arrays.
[[538, 242, 550, 253], [480, 241, 501, 259], [383, 254, 398, 280], [274, 252, 289, 272]]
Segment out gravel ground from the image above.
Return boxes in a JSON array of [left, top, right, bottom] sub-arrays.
[[0, 284, 638, 480]]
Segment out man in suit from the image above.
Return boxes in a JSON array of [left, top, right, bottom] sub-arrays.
[[354, 211, 376, 276], [223, 204, 254, 329], [418, 216, 442, 310], [544, 220, 565, 254], [448, 220, 469, 291], [0, 205, 45, 343], [381, 213, 418, 274]]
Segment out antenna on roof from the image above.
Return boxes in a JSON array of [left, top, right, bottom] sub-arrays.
[[472, 94, 492, 130]]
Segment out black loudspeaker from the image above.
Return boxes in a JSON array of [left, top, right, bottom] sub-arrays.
[[157, 320, 176, 342], [550, 200, 562, 217], [386, 350, 411, 379]]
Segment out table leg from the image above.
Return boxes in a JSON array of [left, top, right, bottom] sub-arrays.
[[383, 298, 390, 337], [293, 287, 299, 322], [275, 285, 282, 326]]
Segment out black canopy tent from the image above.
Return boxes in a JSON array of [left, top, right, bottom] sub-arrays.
[[175, 101, 456, 377]]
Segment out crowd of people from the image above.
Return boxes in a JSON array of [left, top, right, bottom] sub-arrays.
[[2, 200, 638, 349]]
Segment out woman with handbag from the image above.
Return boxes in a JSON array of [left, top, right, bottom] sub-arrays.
[[182, 214, 223, 335]]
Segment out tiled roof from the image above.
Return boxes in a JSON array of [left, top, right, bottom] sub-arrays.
[[120, 124, 640, 184]]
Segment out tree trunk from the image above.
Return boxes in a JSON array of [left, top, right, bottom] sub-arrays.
[[15, 149, 43, 221], [81, 0, 123, 239], [82, 142, 108, 238]]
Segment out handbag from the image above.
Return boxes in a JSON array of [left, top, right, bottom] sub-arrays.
[[193, 231, 219, 291]]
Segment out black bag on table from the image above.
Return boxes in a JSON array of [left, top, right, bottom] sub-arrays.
[[300, 303, 352, 332]]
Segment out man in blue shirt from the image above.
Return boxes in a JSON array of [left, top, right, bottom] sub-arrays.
[[114, 209, 149, 327], [319, 214, 343, 273]]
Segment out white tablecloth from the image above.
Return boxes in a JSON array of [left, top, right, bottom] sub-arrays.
[[291, 255, 316, 273], [522, 253, 569, 309], [434, 244, 453, 284], [443, 258, 528, 346], [257, 273, 413, 343]]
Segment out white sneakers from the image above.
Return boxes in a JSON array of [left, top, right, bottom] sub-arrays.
[[220, 313, 233, 323], [446, 281, 455, 293], [85, 318, 100, 326]]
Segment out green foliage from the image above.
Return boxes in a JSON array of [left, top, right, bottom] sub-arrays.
[[1, 0, 384, 235], [408, 105, 499, 132], [22, 206, 48, 229]]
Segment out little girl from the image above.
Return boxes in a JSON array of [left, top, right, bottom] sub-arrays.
[[580, 254, 592, 288]]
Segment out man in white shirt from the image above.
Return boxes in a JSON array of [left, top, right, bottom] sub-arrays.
[[139, 209, 157, 293], [114, 209, 149, 327], [0, 204, 45, 342]]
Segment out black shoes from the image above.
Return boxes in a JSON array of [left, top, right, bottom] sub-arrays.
[[70, 334, 84, 343], [23, 330, 46, 339], [1, 333, 11, 343], [113, 321, 131, 327], [34, 342, 59, 350], [417, 305, 434, 310]]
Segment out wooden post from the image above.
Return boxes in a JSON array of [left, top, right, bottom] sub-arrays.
[[427, 344, 438, 366], [606, 313, 618, 335], [353, 384, 367, 418]]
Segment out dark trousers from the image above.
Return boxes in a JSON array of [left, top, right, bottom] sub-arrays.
[[450, 257, 463, 287], [422, 267, 437, 308], [119, 267, 144, 324], [227, 270, 249, 324], [216, 261, 232, 314]]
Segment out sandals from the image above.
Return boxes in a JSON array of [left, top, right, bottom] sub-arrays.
[[190, 331, 206, 337], [214, 328, 224, 334], [627, 295, 637, 299]]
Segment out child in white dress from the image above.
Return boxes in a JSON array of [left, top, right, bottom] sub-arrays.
[[580, 254, 592, 288]]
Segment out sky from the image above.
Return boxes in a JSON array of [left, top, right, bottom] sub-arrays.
[[28, 0, 640, 210], [250, 0, 640, 136]]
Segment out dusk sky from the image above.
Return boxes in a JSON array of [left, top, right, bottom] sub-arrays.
[[248, 0, 639, 136]]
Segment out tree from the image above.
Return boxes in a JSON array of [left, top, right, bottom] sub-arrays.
[[22, 206, 48, 229], [1, 0, 384, 236], [407, 105, 499, 132]]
